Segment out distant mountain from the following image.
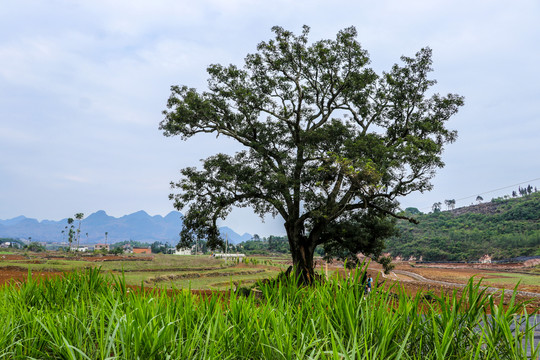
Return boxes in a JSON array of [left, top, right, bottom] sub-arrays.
[[0, 215, 27, 226], [219, 226, 253, 245], [0, 211, 251, 245]]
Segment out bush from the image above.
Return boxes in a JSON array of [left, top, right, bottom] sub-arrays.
[[24, 242, 46, 252]]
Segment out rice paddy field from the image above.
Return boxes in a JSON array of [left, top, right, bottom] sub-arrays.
[[0, 251, 539, 359], [0, 253, 287, 290]]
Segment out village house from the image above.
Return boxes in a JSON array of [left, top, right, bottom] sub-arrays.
[[70, 246, 89, 252], [94, 243, 109, 251], [173, 247, 192, 255]]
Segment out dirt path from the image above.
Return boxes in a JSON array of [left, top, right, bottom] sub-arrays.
[[392, 269, 540, 299]]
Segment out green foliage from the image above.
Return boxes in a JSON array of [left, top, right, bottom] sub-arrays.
[[66, 217, 75, 249], [0, 268, 536, 358], [24, 242, 46, 252], [320, 209, 397, 270], [404, 207, 422, 215], [109, 247, 124, 256], [161, 25, 463, 278], [150, 241, 170, 254], [387, 192, 540, 261], [239, 235, 291, 255], [111, 240, 152, 249]]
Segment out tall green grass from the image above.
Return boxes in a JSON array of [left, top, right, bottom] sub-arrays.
[[0, 267, 537, 359]]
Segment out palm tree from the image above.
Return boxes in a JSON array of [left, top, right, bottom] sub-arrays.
[[67, 218, 74, 250], [75, 213, 84, 249]]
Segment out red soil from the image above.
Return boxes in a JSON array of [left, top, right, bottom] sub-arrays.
[[0, 267, 64, 285]]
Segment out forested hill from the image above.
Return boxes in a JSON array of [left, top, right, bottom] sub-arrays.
[[386, 191, 540, 261]]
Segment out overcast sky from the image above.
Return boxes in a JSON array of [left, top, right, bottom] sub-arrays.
[[1, 0, 539, 237]]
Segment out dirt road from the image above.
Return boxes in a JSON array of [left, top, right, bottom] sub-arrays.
[[393, 269, 540, 299]]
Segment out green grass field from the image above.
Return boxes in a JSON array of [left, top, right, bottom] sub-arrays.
[[0, 265, 537, 359], [483, 272, 540, 287]]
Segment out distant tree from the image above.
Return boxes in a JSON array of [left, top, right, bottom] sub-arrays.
[[252, 234, 260, 241], [444, 200, 451, 210], [75, 213, 84, 249], [267, 236, 291, 253], [476, 195, 483, 204], [151, 241, 168, 254], [432, 202, 442, 212], [105, 232, 108, 246], [24, 242, 45, 252], [109, 247, 124, 256], [512, 191, 517, 198], [518, 186, 530, 197], [67, 218, 75, 250], [160, 26, 463, 281], [444, 199, 456, 210], [404, 207, 422, 215]]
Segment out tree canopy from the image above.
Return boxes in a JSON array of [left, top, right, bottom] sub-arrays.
[[160, 25, 464, 281]]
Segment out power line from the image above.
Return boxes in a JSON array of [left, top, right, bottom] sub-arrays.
[[417, 177, 540, 211], [454, 177, 540, 202]]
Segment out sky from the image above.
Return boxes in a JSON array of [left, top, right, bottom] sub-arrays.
[[1, 0, 539, 237]]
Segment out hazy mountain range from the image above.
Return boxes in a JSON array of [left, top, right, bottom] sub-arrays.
[[0, 210, 252, 245]]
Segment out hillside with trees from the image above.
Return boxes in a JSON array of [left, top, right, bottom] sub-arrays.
[[386, 190, 540, 261]]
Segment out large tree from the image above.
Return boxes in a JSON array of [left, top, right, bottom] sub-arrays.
[[160, 26, 464, 282]]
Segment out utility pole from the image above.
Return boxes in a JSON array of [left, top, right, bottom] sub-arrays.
[[225, 233, 229, 263]]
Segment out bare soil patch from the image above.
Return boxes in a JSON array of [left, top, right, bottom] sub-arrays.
[[0, 267, 64, 285], [0, 255, 27, 261], [44, 255, 154, 262], [393, 263, 540, 294]]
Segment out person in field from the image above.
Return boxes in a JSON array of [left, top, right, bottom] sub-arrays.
[[367, 275, 373, 294]]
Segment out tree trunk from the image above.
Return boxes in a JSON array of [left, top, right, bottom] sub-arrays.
[[287, 226, 316, 284]]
